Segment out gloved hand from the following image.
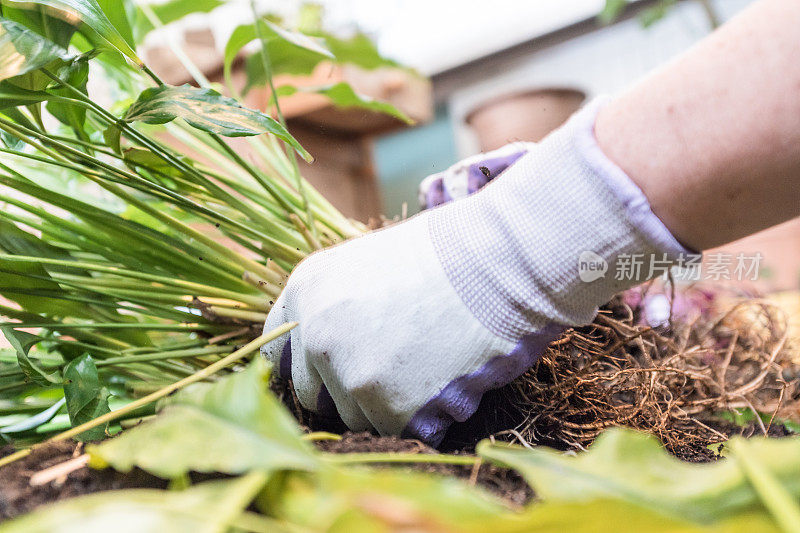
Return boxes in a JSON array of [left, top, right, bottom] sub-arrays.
[[262, 99, 689, 446]]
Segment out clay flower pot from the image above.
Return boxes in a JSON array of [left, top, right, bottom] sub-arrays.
[[466, 88, 585, 151]]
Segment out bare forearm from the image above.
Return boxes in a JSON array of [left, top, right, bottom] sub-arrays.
[[595, 0, 800, 251]]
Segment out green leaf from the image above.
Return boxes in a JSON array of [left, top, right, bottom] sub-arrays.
[[45, 52, 89, 136], [262, 18, 333, 59], [263, 464, 510, 532], [242, 40, 327, 92], [278, 81, 413, 124], [0, 125, 22, 147], [599, 0, 628, 24], [224, 18, 332, 90], [0, 4, 77, 48], [0, 83, 47, 109], [95, 0, 134, 49], [123, 84, 311, 161], [0, 326, 59, 386], [63, 353, 110, 441], [0, 473, 268, 533], [507, 500, 776, 533], [87, 357, 319, 478], [122, 146, 187, 178], [0, 81, 50, 109], [0, 17, 71, 82], [241, 29, 402, 96], [323, 32, 400, 71], [1, 0, 141, 64], [477, 427, 800, 524], [268, 463, 779, 532], [101, 120, 120, 152], [135, 0, 223, 38], [0, 218, 92, 318]]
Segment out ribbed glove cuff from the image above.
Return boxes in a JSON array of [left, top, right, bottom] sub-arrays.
[[427, 98, 691, 341]]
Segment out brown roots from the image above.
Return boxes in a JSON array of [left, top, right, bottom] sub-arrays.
[[501, 289, 800, 456]]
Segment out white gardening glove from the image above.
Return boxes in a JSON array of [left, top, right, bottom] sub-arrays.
[[262, 99, 690, 446]]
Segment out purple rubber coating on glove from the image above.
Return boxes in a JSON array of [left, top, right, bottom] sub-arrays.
[[402, 323, 566, 446], [467, 152, 525, 193], [316, 384, 343, 420], [280, 339, 342, 421], [425, 178, 446, 208], [279, 339, 292, 380]]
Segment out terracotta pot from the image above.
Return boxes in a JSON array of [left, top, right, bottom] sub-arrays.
[[466, 88, 586, 151]]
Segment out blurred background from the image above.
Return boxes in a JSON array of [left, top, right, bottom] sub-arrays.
[[150, 0, 798, 293], [18, 0, 800, 292], [145, 0, 753, 214]]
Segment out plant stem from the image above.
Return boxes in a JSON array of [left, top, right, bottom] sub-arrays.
[[1, 322, 229, 332], [95, 345, 232, 367], [0, 254, 268, 307], [250, 1, 319, 242], [41, 71, 296, 243], [140, 65, 165, 86], [301, 431, 342, 442], [0, 322, 296, 470], [138, 3, 209, 87], [697, 0, 721, 29], [729, 440, 800, 533]]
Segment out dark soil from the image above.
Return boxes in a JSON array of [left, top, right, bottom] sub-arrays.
[[317, 432, 533, 507], [0, 431, 532, 523], [0, 441, 166, 522]]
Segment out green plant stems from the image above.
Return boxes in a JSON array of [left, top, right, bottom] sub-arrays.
[[0, 255, 268, 306], [250, 0, 318, 242], [95, 345, 233, 367], [39, 71, 303, 248], [138, 3, 210, 87], [0, 322, 297, 470]]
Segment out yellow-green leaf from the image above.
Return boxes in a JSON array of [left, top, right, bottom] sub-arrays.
[[87, 358, 319, 478], [123, 84, 311, 161], [278, 81, 413, 124], [0, 473, 268, 533], [478, 427, 800, 524]]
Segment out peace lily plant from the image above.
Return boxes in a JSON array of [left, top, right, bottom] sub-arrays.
[[0, 0, 410, 449]]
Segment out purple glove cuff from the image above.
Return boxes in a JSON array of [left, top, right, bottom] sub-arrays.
[[574, 97, 695, 256], [402, 323, 566, 446]]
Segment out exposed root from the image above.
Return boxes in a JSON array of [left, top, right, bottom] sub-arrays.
[[502, 288, 800, 454]]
